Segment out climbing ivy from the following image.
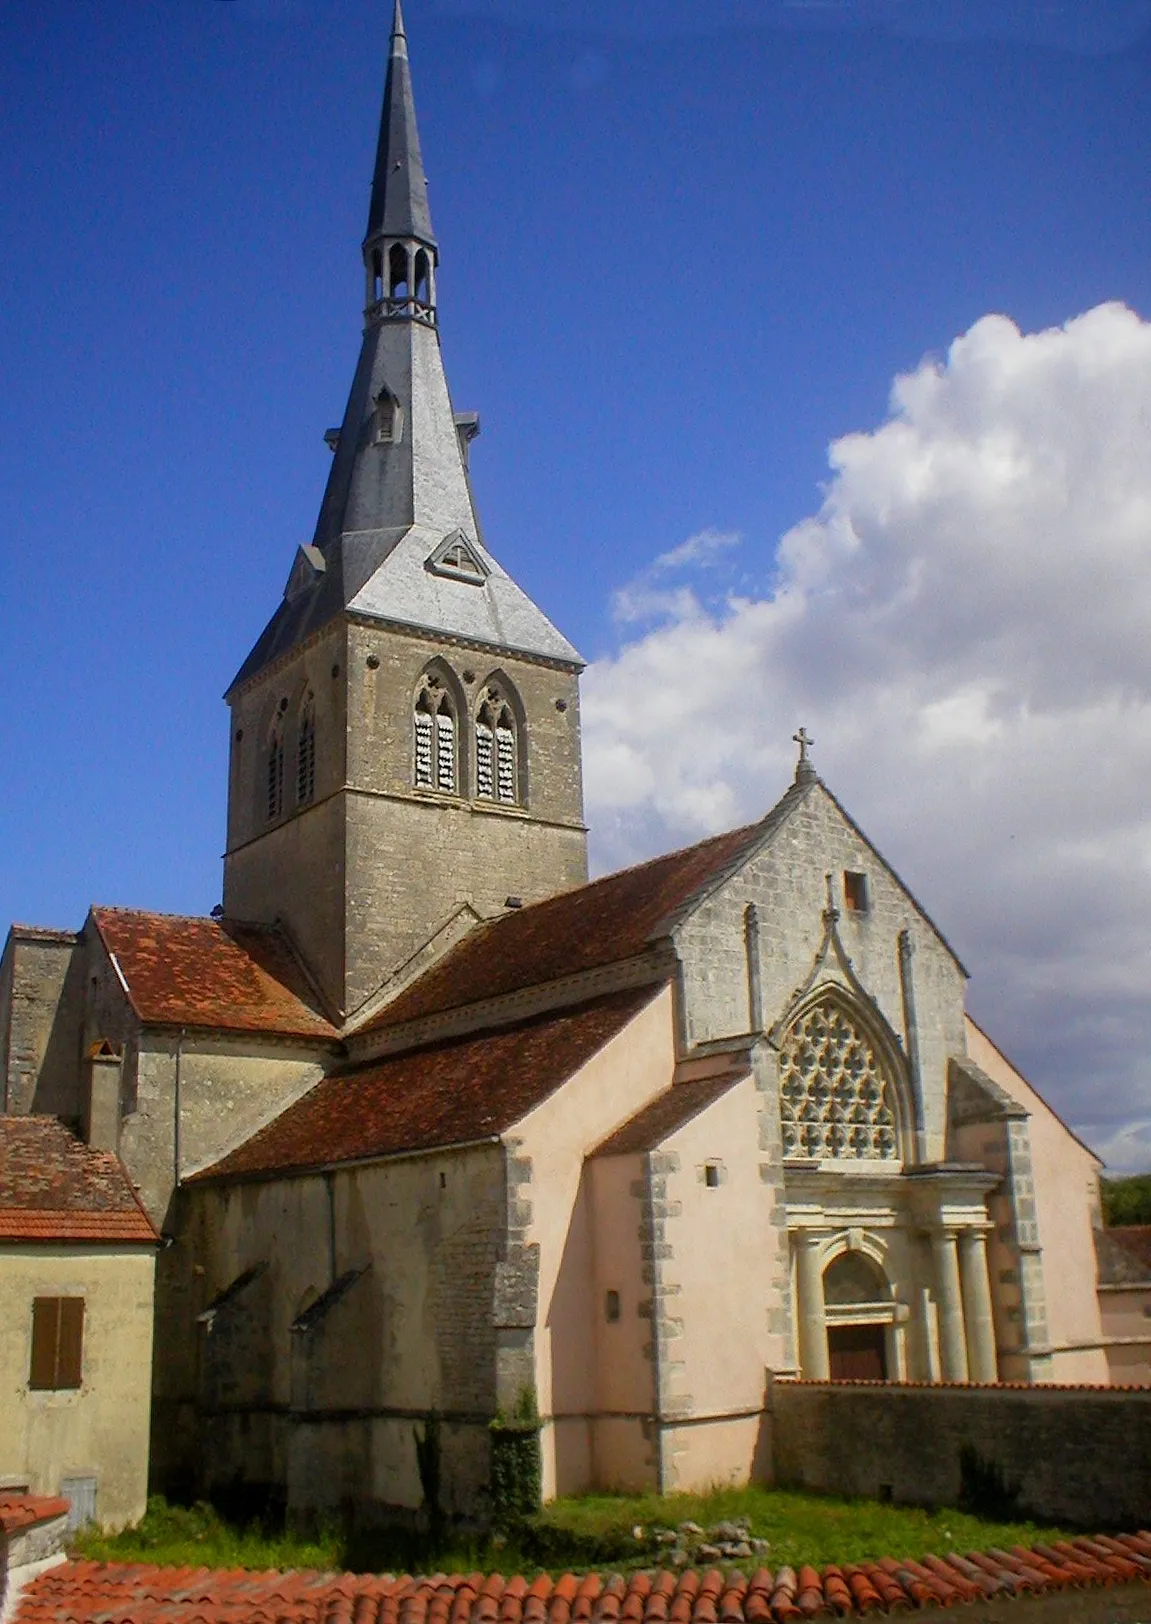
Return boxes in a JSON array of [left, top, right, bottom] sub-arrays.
[[490, 1387, 541, 1525]]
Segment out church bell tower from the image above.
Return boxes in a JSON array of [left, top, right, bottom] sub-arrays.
[[222, 0, 588, 1022]]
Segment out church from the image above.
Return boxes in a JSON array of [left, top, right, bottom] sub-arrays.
[[0, 0, 1114, 1527]]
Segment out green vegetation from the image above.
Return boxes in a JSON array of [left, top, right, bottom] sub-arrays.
[[74, 1486, 1065, 1576], [1101, 1172, 1151, 1226]]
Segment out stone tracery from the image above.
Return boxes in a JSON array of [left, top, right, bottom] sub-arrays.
[[779, 996, 899, 1161]]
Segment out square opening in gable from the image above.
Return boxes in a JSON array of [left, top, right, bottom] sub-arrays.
[[844, 871, 869, 913]]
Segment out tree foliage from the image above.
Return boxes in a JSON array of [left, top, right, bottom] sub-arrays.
[[1101, 1173, 1151, 1226]]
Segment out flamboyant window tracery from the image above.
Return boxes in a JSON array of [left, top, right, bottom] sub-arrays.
[[779, 997, 898, 1161], [413, 672, 458, 794], [475, 684, 518, 804]]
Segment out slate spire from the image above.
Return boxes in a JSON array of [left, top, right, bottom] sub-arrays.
[[365, 0, 437, 251]]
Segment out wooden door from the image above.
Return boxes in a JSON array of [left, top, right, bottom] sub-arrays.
[[827, 1322, 887, 1381]]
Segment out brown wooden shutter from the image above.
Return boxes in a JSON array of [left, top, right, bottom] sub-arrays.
[[29, 1297, 60, 1389], [57, 1298, 84, 1388]]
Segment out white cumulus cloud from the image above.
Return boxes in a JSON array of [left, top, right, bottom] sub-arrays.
[[583, 302, 1151, 1171]]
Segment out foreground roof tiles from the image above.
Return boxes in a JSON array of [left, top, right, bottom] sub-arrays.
[[0, 1117, 158, 1245], [0, 1495, 70, 1535], [362, 802, 802, 1036], [17, 1535, 1151, 1624], [195, 987, 659, 1181], [91, 908, 338, 1041]]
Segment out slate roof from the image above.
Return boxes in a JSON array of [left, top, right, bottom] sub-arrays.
[[0, 1117, 158, 1245], [90, 909, 338, 1041], [193, 987, 659, 1182], [594, 1076, 741, 1157], [360, 796, 803, 1036], [366, 0, 436, 248], [15, 1536, 1151, 1624]]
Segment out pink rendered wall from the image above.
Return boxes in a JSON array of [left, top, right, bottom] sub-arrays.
[[513, 985, 676, 1499], [655, 1075, 777, 1491], [964, 1017, 1109, 1383]]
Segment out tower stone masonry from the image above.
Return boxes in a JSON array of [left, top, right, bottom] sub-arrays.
[[222, 0, 588, 1020]]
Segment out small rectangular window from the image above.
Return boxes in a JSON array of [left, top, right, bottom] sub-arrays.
[[29, 1297, 84, 1390], [704, 1162, 721, 1189], [605, 1289, 621, 1323], [844, 871, 869, 912]]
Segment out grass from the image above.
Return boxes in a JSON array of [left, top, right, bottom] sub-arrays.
[[73, 1487, 1067, 1577]]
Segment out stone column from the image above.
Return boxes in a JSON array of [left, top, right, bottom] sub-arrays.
[[959, 1228, 998, 1383], [931, 1228, 969, 1383], [794, 1232, 829, 1380]]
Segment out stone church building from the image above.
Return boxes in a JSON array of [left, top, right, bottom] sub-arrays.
[[0, 1, 1114, 1524]]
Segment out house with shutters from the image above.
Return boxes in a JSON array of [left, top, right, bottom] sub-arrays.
[[0, 1116, 158, 1530], [0, 0, 1121, 1527]]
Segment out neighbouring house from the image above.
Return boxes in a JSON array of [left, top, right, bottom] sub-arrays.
[[0, 0, 1136, 1530], [0, 1117, 158, 1530], [1095, 1226, 1151, 1385]]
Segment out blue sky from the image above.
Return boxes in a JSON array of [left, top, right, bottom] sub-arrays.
[[3, 1, 1151, 1167]]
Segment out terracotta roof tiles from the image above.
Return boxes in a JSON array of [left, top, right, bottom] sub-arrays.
[[15, 1536, 1151, 1624], [0, 1495, 70, 1535], [594, 1077, 741, 1157], [361, 800, 802, 1037], [0, 1117, 158, 1245], [91, 908, 339, 1041], [194, 987, 660, 1182]]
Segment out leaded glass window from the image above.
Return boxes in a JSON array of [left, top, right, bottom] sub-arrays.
[[779, 998, 898, 1161]]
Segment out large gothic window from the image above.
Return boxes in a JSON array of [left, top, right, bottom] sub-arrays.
[[413, 671, 458, 794], [475, 683, 520, 805], [779, 996, 899, 1161], [296, 696, 316, 807]]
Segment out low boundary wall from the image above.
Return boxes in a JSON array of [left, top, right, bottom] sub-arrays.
[[768, 1379, 1151, 1529]]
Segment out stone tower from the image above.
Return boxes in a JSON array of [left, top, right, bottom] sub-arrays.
[[222, 0, 587, 1021]]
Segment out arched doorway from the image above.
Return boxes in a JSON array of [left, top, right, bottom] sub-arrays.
[[823, 1250, 891, 1381]]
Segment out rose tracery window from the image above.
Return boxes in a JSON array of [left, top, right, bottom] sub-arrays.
[[779, 998, 898, 1161]]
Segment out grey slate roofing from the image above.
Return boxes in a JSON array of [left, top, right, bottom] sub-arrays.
[[228, 4, 581, 694], [367, 0, 436, 248]]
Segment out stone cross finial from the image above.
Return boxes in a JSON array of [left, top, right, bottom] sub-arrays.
[[793, 726, 817, 784]]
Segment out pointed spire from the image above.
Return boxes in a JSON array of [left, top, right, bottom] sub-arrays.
[[366, 0, 436, 250]]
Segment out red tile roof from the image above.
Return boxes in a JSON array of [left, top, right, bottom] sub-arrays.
[[91, 908, 339, 1041], [0, 1495, 70, 1535], [194, 987, 660, 1182], [594, 1076, 741, 1157], [360, 799, 803, 1037], [16, 1536, 1151, 1624], [0, 1117, 158, 1245]]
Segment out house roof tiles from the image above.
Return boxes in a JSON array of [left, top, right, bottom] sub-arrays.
[[0, 1117, 158, 1245], [1096, 1225, 1151, 1286], [360, 798, 803, 1036], [15, 1535, 1151, 1624], [194, 986, 659, 1182], [0, 1495, 71, 1535], [91, 908, 338, 1041]]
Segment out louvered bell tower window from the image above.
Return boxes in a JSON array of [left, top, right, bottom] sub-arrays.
[[413, 676, 458, 795], [475, 686, 519, 805], [296, 700, 316, 807], [266, 733, 284, 821], [779, 997, 898, 1161]]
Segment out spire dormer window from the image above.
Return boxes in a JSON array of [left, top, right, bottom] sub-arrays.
[[374, 388, 402, 445]]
